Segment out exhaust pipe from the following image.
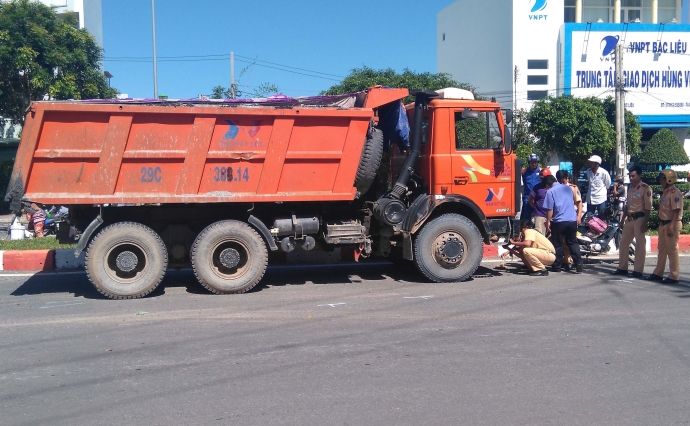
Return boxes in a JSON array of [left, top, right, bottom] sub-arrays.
[[374, 89, 438, 226], [389, 89, 438, 199]]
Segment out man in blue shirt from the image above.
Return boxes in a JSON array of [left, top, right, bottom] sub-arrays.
[[543, 175, 583, 273], [520, 154, 541, 220]]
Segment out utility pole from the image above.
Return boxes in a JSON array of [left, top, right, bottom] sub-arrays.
[[230, 51, 236, 99], [615, 43, 627, 178], [151, 0, 158, 99], [513, 65, 519, 111]]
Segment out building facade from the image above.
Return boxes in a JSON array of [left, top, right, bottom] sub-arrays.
[[438, 0, 690, 146]]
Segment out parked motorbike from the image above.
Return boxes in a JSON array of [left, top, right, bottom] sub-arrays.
[[577, 198, 635, 262]]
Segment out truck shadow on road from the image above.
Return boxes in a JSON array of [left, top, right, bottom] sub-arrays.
[[8, 261, 504, 299], [10, 259, 688, 299]]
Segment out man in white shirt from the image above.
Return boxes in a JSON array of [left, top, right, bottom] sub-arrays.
[[585, 155, 611, 216]]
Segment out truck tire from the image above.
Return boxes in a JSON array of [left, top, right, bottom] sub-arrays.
[[191, 220, 268, 294], [413, 214, 483, 283], [354, 128, 384, 194], [85, 222, 168, 299]]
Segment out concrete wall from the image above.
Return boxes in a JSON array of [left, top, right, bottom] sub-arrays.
[[437, 0, 514, 108]]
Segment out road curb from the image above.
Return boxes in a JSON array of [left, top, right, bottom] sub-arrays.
[[0, 249, 55, 271], [0, 236, 688, 271]]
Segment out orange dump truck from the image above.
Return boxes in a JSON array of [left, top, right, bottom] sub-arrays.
[[6, 87, 519, 298]]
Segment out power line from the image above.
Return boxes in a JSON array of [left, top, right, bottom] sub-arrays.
[[103, 52, 346, 80]]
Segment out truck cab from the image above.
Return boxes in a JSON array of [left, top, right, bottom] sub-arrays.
[[371, 88, 518, 283]]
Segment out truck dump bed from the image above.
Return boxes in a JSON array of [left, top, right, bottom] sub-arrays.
[[6, 87, 407, 208]]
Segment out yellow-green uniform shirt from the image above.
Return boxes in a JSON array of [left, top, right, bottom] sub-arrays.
[[658, 185, 683, 221], [523, 229, 555, 252], [626, 182, 653, 213], [569, 183, 582, 207]]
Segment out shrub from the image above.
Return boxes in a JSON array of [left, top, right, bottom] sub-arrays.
[[638, 128, 690, 168]]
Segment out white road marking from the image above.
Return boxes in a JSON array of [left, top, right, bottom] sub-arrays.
[[403, 296, 435, 299], [317, 303, 346, 308], [39, 302, 85, 309]]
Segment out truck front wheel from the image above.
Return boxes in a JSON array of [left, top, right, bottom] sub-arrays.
[[191, 220, 268, 294], [85, 222, 168, 299], [413, 214, 483, 283]]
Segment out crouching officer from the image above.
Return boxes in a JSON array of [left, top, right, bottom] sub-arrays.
[[613, 165, 652, 278], [647, 169, 683, 284], [509, 220, 556, 276]]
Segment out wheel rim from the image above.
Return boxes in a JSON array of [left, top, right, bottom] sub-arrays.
[[209, 238, 251, 280], [431, 231, 466, 270], [104, 241, 149, 284]]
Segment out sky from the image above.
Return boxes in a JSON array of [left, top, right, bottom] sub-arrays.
[[101, 0, 456, 99]]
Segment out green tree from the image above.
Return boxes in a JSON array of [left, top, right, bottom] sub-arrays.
[[528, 95, 615, 175], [512, 108, 548, 164], [321, 66, 477, 104], [638, 128, 690, 168], [0, 0, 117, 125], [601, 97, 642, 156]]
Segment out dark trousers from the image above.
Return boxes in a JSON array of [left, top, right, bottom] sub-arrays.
[[550, 221, 582, 268], [520, 201, 534, 221], [587, 201, 607, 217]]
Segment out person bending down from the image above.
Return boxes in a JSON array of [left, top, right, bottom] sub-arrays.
[[509, 220, 556, 276]]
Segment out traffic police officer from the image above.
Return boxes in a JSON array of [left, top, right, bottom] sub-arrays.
[[647, 169, 683, 284], [613, 165, 652, 278]]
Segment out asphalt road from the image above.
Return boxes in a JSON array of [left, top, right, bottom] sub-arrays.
[[1, 256, 689, 426]]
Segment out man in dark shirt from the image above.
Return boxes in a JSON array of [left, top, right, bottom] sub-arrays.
[[520, 154, 541, 220], [528, 168, 551, 235]]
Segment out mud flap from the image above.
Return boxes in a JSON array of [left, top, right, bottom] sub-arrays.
[[402, 232, 413, 260], [74, 215, 104, 257]]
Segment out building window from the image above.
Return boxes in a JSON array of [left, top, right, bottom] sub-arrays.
[[565, 0, 576, 22], [583, 0, 611, 22], [659, 0, 677, 22], [582, 0, 678, 23], [528, 75, 549, 85], [527, 90, 549, 101], [528, 60, 548, 70]]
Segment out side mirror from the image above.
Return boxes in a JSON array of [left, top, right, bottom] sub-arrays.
[[504, 109, 513, 125], [503, 124, 512, 154], [461, 108, 480, 119]]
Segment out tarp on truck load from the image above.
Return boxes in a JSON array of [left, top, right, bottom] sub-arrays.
[[69, 92, 362, 108]]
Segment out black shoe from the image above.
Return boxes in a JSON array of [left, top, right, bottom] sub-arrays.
[[575, 264, 583, 274], [661, 278, 680, 284], [551, 266, 562, 273], [631, 272, 643, 279], [645, 274, 663, 281], [563, 264, 572, 272], [611, 269, 628, 275], [530, 269, 549, 276]]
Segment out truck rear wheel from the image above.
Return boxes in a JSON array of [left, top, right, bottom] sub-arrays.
[[191, 220, 268, 294], [354, 128, 384, 194], [413, 214, 483, 283], [85, 222, 168, 299]]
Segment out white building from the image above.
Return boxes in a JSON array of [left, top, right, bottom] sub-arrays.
[[438, 0, 690, 149]]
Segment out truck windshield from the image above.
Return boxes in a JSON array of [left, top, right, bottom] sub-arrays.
[[455, 111, 502, 150]]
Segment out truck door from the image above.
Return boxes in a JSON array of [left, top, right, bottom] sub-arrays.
[[450, 109, 514, 218]]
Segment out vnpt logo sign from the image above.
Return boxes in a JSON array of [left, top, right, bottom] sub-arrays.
[[531, 0, 547, 12], [486, 188, 505, 202], [529, 0, 548, 20], [601, 35, 619, 57]]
